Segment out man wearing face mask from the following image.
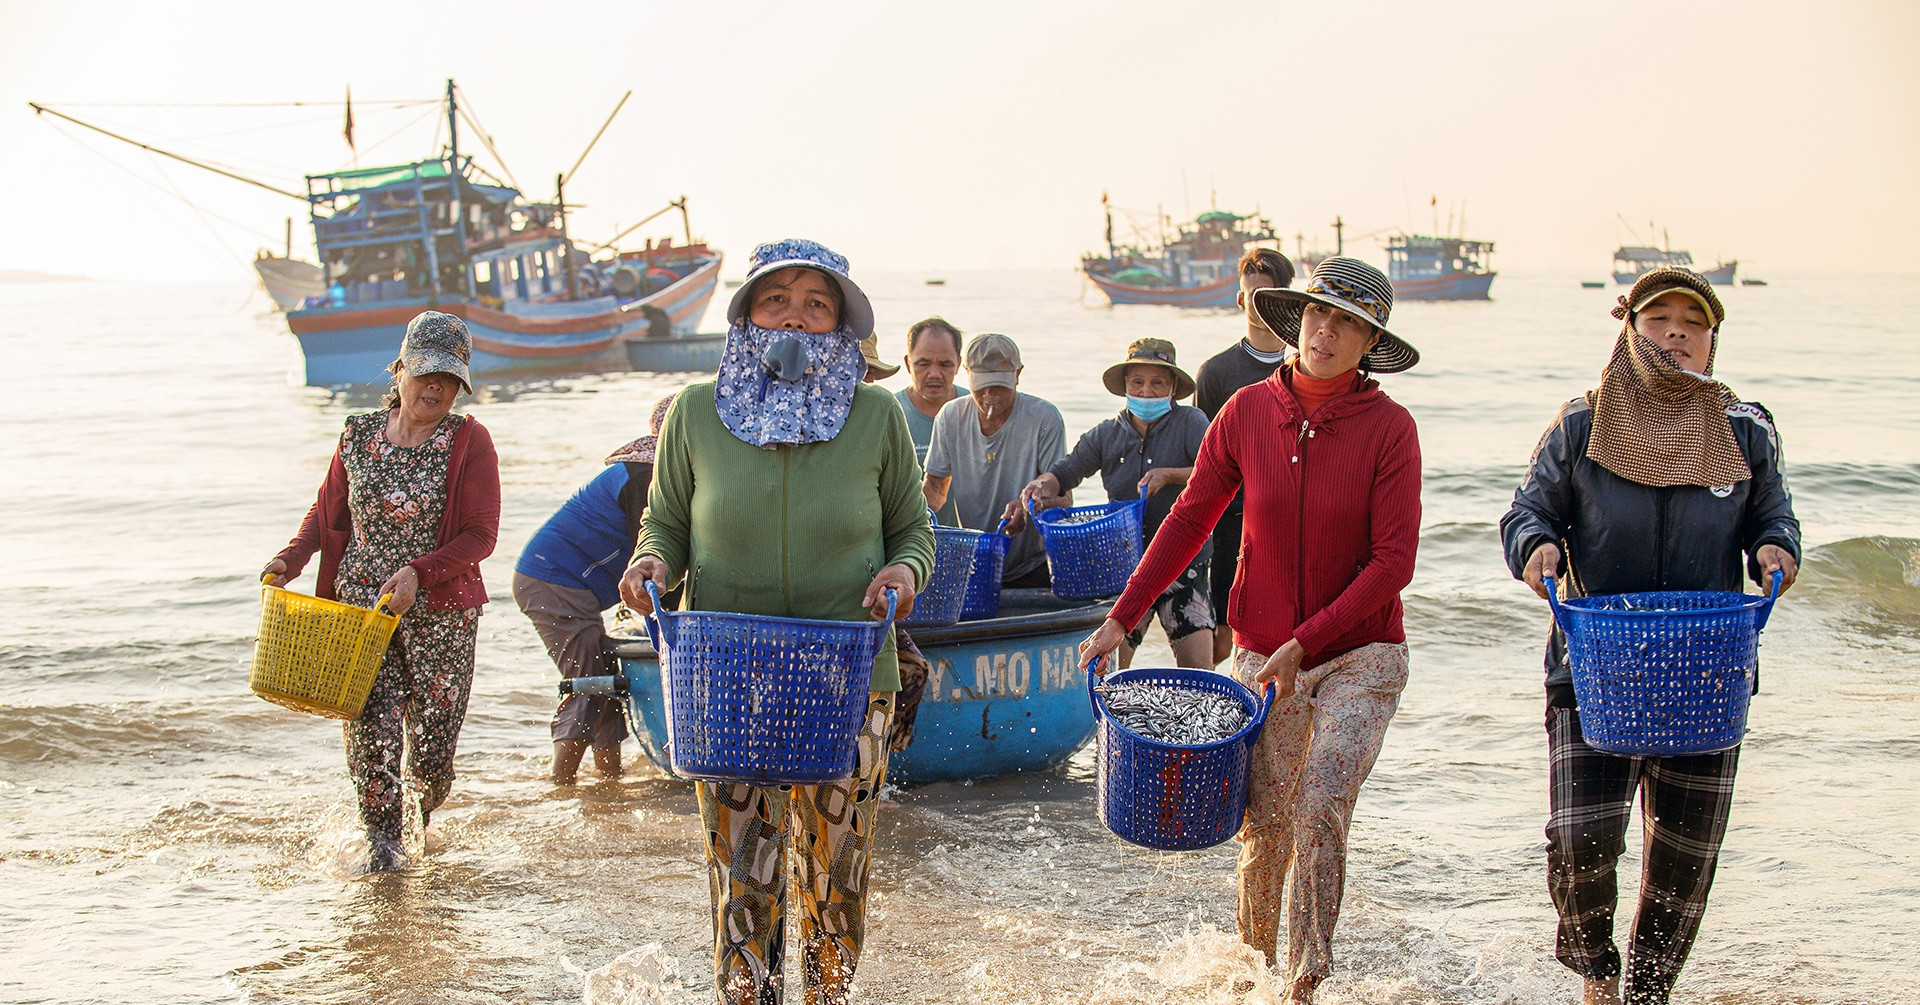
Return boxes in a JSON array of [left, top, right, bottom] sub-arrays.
[[1019, 338, 1214, 668], [923, 333, 1068, 588]]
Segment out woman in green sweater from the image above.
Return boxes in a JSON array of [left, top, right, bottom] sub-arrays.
[[620, 239, 933, 1005]]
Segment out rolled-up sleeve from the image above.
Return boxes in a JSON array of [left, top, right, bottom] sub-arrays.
[[636, 396, 694, 584]]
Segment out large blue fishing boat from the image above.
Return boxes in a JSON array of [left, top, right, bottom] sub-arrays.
[[286, 82, 722, 386], [1082, 199, 1276, 309], [597, 591, 1112, 784], [1385, 234, 1497, 300]]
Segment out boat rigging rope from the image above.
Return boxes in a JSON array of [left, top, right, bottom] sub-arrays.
[[40, 100, 440, 109], [453, 86, 522, 192]]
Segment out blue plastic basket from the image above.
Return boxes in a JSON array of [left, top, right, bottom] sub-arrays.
[[901, 511, 980, 628], [959, 518, 1011, 621], [1033, 498, 1147, 601], [1545, 571, 1781, 757], [1090, 664, 1273, 851], [644, 580, 896, 784]]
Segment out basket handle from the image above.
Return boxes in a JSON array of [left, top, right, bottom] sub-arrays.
[[993, 516, 1013, 537], [641, 579, 669, 653], [1756, 567, 1783, 630], [881, 587, 899, 626], [1084, 655, 1104, 721], [373, 592, 396, 617], [1243, 681, 1276, 750], [1542, 574, 1564, 632]]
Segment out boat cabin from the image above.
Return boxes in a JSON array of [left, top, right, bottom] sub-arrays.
[[1386, 235, 1494, 283]]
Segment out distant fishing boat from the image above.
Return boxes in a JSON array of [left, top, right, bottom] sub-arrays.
[[1613, 246, 1736, 286], [925, 278, 946, 286], [600, 591, 1112, 783], [1581, 280, 1607, 289], [1082, 198, 1276, 309], [1741, 277, 1769, 287], [1385, 234, 1496, 300]]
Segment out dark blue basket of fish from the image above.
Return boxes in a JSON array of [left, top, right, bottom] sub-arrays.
[[901, 511, 979, 628], [1033, 497, 1147, 601], [1545, 571, 1781, 757], [1089, 665, 1273, 851], [959, 518, 1010, 621], [643, 581, 895, 784]]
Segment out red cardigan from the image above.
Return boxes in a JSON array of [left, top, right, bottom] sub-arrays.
[[275, 413, 501, 610], [1111, 365, 1421, 666]]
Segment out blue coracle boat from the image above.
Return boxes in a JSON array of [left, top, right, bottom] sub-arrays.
[[581, 591, 1113, 783]]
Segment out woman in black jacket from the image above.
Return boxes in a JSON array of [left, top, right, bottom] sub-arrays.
[[1500, 268, 1799, 1005]]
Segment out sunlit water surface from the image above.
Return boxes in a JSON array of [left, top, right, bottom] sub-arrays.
[[2, 270, 1916, 1004]]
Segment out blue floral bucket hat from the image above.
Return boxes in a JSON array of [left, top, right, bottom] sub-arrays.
[[724, 239, 875, 339], [1250, 256, 1419, 373]]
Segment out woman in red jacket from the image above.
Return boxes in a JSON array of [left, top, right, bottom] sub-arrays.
[[1080, 257, 1421, 1004], [263, 312, 501, 871]]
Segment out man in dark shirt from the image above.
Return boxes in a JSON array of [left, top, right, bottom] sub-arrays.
[[1191, 247, 1295, 666]]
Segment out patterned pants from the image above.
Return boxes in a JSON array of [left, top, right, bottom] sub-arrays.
[[341, 604, 480, 842], [1546, 708, 1739, 1005], [1230, 643, 1408, 985], [695, 692, 895, 1005]]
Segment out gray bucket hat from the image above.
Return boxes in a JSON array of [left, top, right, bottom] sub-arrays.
[[1250, 256, 1419, 374], [724, 239, 875, 339], [399, 311, 473, 393]]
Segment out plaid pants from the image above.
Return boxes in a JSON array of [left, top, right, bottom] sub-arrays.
[[695, 692, 894, 1005], [1546, 707, 1739, 1005]]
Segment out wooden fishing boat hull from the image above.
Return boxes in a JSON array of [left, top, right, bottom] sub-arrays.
[[282, 252, 721, 386], [253, 255, 326, 312], [603, 590, 1113, 784], [1393, 271, 1496, 300], [1085, 271, 1240, 309], [1698, 260, 1737, 285]]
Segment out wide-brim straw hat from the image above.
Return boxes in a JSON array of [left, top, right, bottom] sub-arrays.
[[1250, 256, 1419, 374], [1100, 337, 1196, 399], [724, 238, 875, 338], [860, 332, 900, 379]]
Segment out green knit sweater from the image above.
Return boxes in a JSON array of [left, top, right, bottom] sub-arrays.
[[635, 381, 935, 691]]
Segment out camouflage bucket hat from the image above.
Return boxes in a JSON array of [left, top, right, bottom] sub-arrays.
[[399, 310, 473, 393]]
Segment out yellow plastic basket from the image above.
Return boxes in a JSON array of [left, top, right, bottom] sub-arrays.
[[250, 583, 399, 719]]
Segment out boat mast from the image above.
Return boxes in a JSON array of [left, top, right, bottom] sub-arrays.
[[1333, 215, 1344, 255], [557, 172, 577, 300]]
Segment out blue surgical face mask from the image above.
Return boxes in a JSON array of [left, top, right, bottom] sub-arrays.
[[1126, 394, 1172, 422]]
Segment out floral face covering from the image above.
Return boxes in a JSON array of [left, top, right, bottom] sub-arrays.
[[713, 320, 864, 448]]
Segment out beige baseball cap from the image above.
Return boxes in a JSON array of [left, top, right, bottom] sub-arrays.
[[964, 333, 1022, 389]]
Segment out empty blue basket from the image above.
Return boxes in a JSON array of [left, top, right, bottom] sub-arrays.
[[1545, 571, 1781, 757], [1033, 498, 1146, 601], [1091, 665, 1272, 851], [959, 518, 1011, 620], [644, 580, 896, 784], [902, 511, 979, 628]]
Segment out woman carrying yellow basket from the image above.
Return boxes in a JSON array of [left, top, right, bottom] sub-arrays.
[[263, 312, 500, 872]]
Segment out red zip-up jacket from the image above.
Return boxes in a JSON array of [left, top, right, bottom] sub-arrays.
[[275, 413, 500, 610], [1111, 365, 1421, 666]]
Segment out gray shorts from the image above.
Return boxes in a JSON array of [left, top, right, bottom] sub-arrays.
[[513, 572, 628, 746], [1126, 561, 1215, 647]]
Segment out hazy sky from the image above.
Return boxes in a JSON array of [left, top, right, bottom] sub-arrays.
[[4, 0, 1916, 281]]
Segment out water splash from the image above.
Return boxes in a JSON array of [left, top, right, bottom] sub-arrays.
[[572, 944, 686, 1004]]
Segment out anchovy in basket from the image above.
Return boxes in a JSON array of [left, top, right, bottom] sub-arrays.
[[1052, 510, 1106, 526], [1097, 681, 1249, 745]]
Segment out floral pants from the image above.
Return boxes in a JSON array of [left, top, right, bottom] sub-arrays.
[[694, 692, 894, 1005], [341, 604, 479, 842], [1230, 642, 1408, 985]]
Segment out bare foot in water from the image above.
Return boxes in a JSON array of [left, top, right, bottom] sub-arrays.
[[1284, 974, 1318, 1003], [1583, 976, 1621, 1005]]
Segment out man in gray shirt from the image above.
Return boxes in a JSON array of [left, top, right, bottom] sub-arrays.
[[923, 333, 1068, 587]]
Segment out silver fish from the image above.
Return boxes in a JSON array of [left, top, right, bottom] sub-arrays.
[[1096, 680, 1249, 746]]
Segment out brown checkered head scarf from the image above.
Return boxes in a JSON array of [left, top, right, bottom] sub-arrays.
[[1585, 268, 1751, 488]]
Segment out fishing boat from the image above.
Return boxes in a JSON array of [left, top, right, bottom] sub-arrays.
[[286, 84, 721, 386], [594, 591, 1113, 784], [1613, 245, 1736, 286], [1385, 234, 1496, 299], [32, 82, 722, 385], [1082, 200, 1276, 309]]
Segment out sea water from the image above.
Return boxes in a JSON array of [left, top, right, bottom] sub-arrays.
[[1, 270, 1916, 1003]]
